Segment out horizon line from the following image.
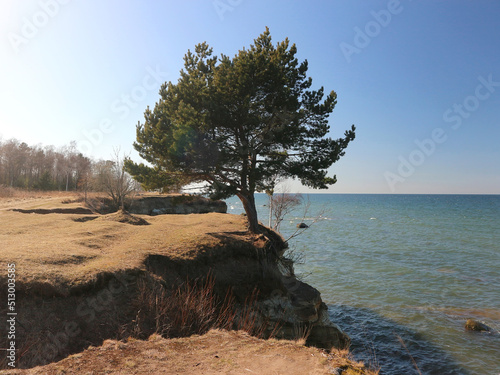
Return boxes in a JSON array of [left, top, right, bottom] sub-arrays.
[[253, 192, 500, 196]]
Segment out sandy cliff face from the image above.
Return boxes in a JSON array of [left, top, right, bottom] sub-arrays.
[[1, 239, 348, 369], [142, 240, 349, 352], [140, 226, 349, 351], [129, 195, 227, 215]]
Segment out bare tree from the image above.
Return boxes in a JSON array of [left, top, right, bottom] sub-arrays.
[[265, 180, 303, 231], [0, 139, 143, 200], [1, 139, 27, 186], [97, 149, 139, 210], [267, 180, 328, 241], [270, 192, 302, 232]]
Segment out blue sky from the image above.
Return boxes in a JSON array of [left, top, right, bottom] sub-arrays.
[[1, 0, 499, 194]]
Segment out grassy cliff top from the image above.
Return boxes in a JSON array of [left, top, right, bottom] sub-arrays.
[[0, 193, 257, 295]]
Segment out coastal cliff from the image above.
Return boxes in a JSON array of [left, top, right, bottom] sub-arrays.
[[129, 194, 227, 215], [0, 194, 375, 374]]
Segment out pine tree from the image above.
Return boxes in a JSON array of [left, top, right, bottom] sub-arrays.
[[126, 28, 355, 233]]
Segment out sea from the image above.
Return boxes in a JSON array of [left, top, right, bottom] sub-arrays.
[[224, 194, 500, 375]]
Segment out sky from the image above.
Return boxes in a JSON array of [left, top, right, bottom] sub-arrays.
[[0, 0, 499, 194]]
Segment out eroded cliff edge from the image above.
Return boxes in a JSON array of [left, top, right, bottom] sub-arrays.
[[0, 200, 348, 370]]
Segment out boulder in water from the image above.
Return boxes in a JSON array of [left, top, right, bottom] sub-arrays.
[[465, 319, 491, 332]]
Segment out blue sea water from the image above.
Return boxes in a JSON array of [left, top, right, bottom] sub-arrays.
[[225, 194, 500, 375]]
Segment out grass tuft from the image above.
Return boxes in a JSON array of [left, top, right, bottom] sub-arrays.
[[129, 273, 282, 342]]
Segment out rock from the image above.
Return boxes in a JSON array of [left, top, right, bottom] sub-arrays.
[[129, 195, 227, 215], [256, 275, 349, 350], [296, 222, 309, 229], [307, 307, 349, 349], [465, 319, 491, 332], [151, 208, 167, 216], [283, 276, 321, 321]]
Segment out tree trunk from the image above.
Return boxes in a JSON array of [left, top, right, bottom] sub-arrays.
[[237, 192, 260, 233], [268, 193, 273, 228]]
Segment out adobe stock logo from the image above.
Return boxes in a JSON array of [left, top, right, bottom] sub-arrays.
[[8, 0, 72, 54], [442, 75, 499, 130], [212, 0, 242, 21], [340, 0, 412, 63], [384, 74, 499, 192], [77, 65, 168, 155]]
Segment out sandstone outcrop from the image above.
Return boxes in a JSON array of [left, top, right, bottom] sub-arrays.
[[129, 195, 227, 215], [257, 276, 348, 349]]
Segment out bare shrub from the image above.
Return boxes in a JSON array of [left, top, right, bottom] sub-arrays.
[[130, 274, 281, 341], [0, 185, 16, 198], [266, 181, 302, 231], [92, 149, 140, 211], [293, 323, 314, 346], [132, 274, 228, 338], [270, 192, 302, 231]]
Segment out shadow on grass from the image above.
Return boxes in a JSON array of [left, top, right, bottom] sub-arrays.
[[329, 305, 471, 375]]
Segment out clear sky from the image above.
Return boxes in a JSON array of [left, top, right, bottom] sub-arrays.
[[1, 0, 499, 194]]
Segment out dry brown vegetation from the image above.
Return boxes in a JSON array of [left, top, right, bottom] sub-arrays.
[[0, 187, 77, 202], [0, 192, 256, 297], [0, 192, 378, 375], [0, 330, 377, 375]]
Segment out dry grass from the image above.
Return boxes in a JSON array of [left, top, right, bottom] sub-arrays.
[[0, 192, 379, 374], [328, 348, 380, 375], [131, 274, 224, 338], [98, 209, 150, 225], [0, 192, 289, 370], [0, 188, 78, 207], [129, 272, 283, 341], [0, 193, 255, 296], [0, 185, 17, 198], [0, 330, 377, 375]]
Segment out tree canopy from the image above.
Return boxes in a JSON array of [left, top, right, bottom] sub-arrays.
[[126, 28, 355, 232]]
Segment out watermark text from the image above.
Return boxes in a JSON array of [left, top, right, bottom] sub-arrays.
[[8, 0, 72, 54], [5, 263, 17, 368], [385, 74, 499, 191], [340, 0, 411, 63]]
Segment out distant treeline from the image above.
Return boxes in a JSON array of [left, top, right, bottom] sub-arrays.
[[0, 138, 116, 191]]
